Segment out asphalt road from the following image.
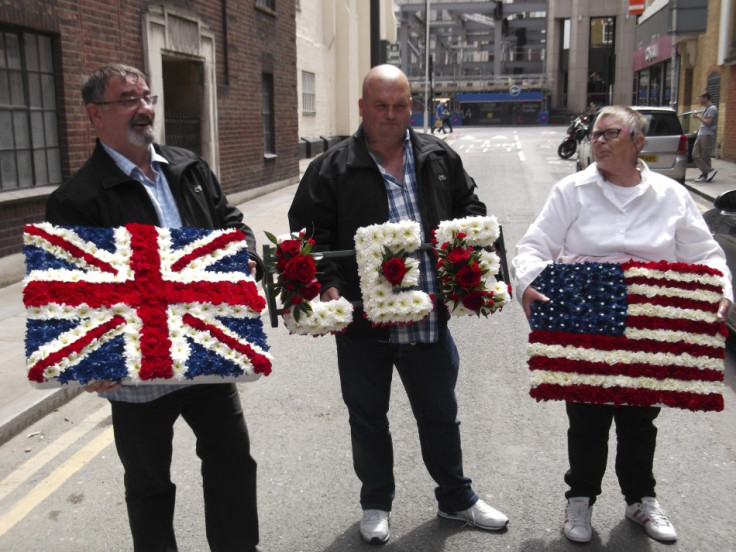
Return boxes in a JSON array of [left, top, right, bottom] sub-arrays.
[[0, 126, 734, 552]]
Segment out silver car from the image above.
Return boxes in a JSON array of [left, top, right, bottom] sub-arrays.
[[576, 106, 689, 184]]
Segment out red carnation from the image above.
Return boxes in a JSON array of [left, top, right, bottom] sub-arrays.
[[299, 280, 322, 300], [447, 248, 471, 264], [382, 257, 408, 286], [462, 290, 486, 311], [278, 239, 302, 258], [456, 263, 482, 289], [282, 254, 316, 283]]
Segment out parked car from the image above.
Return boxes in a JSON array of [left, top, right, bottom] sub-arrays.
[[678, 110, 699, 166], [576, 106, 689, 183], [703, 189, 736, 334]]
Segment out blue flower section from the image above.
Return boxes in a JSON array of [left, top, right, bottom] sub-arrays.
[[25, 319, 78, 357], [57, 335, 129, 385], [24, 245, 82, 274], [529, 262, 628, 336], [205, 249, 250, 275], [217, 317, 270, 351], [78, 226, 117, 253], [170, 226, 210, 249], [184, 338, 245, 379]]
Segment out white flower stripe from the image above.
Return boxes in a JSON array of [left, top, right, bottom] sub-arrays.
[[530, 370, 724, 396], [627, 283, 722, 303], [624, 266, 725, 287], [627, 303, 720, 323], [623, 327, 725, 348], [528, 342, 724, 371], [159, 229, 250, 281]]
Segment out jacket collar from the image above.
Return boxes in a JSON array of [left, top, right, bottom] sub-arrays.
[[346, 125, 446, 168], [91, 139, 198, 188]]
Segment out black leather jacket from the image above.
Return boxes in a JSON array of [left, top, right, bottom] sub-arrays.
[[288, 125, 485, 337], [46, 140, 257, 262]]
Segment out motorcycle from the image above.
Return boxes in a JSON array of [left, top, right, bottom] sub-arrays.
[[557, 114, 591, 159]]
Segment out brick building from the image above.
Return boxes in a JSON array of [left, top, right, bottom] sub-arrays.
[[0, 0, 299, 273]]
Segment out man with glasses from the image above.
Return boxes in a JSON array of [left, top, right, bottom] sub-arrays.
[[45, 64, 261, 552]]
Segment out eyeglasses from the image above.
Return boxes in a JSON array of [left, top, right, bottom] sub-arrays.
[[94, 95, 158, 109], [591, 128, 630, 142]]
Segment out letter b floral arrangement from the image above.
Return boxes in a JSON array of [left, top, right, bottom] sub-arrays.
[[265, 230, 353, 336], [433, 216, 511, 317]]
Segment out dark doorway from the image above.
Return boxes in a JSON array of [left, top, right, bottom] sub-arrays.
[[162, 58, 203, 155]]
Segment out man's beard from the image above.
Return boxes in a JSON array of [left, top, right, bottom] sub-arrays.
[[127, 115, 156, 147]]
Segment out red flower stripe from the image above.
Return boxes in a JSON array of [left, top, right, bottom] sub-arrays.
[[170, 229, 245, 272], [625, 294, 718, 313], [27, 315, 126, 382], [182, 313, 272, 376], [25, 225, 117, 274], [622, 260, 724, 277], [625, 315, 727, 336], [530, 383, 724, 412], [527, 356, 724, 382], [529, 330, 723, 359]]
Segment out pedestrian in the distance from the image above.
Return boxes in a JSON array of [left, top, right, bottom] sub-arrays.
[[692, 91, 718, 182]]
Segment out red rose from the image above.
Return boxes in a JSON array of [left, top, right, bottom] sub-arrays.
[[279, 239, 302, 257], [447, 248, 471, 264], [299, 280, 321, 300], [462, 290, 487, 311], [382, 257, 408, 286], [282, 254, 316, 283], [456, 263, 482, 289]]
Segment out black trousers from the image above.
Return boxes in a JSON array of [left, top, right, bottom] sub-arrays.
[[564, 402, 660, 505], [110, 384, 259, 552]]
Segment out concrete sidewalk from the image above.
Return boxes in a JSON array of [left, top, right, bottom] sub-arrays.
[[0, 155, 734, 445]]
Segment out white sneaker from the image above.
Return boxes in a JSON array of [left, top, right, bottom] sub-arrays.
[[437, 499, 509, 530], [563, 497, 593, 543], [625, 497, 677, 542], [360, 509, 390, 544], [706, 169, 718, 182]]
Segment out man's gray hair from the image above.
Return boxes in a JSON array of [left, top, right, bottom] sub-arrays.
[[82, 64, 147, 105], [595, 105, 648, 140]]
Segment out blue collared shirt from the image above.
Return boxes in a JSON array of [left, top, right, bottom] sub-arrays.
[[99, 142, 190, 402], [374, 131, 439, 344]]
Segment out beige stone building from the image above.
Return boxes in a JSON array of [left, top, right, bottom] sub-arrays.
[[295, 0, 397, 157]]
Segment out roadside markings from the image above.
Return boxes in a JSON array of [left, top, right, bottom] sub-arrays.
[[0, 405, 113, 537]]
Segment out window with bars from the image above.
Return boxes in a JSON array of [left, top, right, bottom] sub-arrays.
[[0, 29, 61, 191], [302, 71, 316, 114], [262, 73, 276, 155], [256, 0, 275, 11]]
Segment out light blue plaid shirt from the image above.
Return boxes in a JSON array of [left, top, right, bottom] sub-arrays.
[[99, 142, 190, 402], [374, 131, 439, 344]]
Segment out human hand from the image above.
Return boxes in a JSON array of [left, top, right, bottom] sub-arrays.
[[521, 286, 549, 318], [84, 380, 122, 393], [716, 298, 732, 322], [321, 287, 340, 302]]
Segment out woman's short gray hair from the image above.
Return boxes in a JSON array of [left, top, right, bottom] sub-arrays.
[[595, 105, 648, 140], [82, 64, 148, 105]]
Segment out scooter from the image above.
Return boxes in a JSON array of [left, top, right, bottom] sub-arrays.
[[557, 114, 591, 159]]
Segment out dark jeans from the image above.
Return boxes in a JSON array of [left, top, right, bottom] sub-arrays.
[[335, 329, 477, 513], [110, 384, 259, 552], [565, 402, 660, 505]]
